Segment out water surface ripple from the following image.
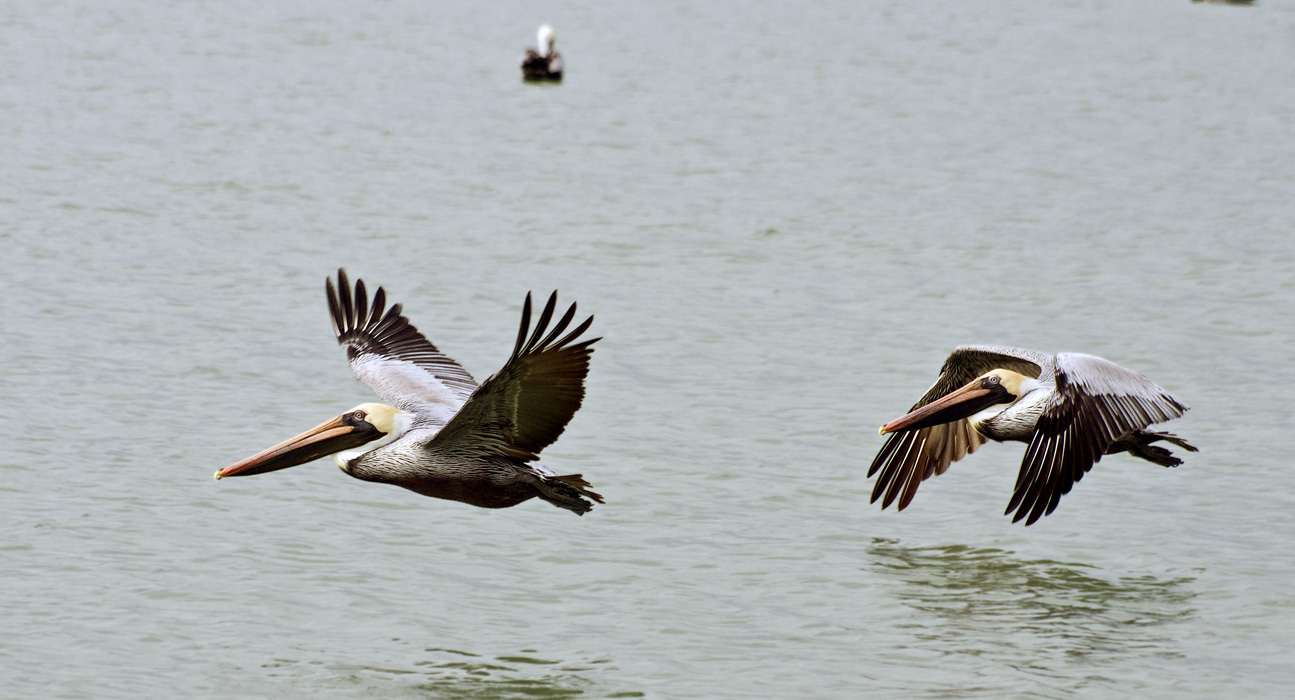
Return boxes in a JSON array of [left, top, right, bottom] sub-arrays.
[[2, 1, 1293, 698]]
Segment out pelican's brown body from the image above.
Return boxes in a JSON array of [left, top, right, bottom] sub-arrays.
[[345, 451, 599, 512]]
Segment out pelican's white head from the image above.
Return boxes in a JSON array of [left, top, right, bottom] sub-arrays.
[[538, 24, 555, 57], [977, 369, 1041, 400], [879, 369, 1039, 435], [333, 403, 412, 471], [964, 369, 1043, 425], [214, 402, 410, 480]]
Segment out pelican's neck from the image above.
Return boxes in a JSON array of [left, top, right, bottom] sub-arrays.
[[972, 378, 1049, 440], [1014, 376, 1044, 399], [332, 411, 414, 470], [537, 25, 553, 57]]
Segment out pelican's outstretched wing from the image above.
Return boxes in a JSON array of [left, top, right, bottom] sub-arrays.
[[419, 291, 598, 462], [1006, 353, 1188, 525], [327, 269, 477, 425], [869, 345, 1054, 511]]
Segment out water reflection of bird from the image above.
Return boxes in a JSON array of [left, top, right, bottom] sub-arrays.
[[867, 538, 1196, 663], [215, 269, 603, 515], [521, 24, 563, 81], [870, 346, 1196, 525]]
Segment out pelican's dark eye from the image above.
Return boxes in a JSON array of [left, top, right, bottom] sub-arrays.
[[985, 375, 1000, 385], [351, 410, 367, 421]]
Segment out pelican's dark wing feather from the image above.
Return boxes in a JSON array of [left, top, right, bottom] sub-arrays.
[[1006, 353, 1188, 524], [327, 269, 477, 424], [869, 345, 1053, 510], [419, 291, 598, 462]]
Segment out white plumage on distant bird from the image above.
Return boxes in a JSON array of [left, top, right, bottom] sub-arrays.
[[521, 24, 563, 81]]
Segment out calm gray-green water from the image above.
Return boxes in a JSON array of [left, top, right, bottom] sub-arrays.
[[3, 1, 1294, 698]]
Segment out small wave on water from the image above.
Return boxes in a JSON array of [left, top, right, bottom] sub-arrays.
[[261, 646, 644, 700]]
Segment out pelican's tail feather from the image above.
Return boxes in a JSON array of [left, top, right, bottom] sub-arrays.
[[1110, 430, 1198, 468], [1142, 431, 1198, 453], [535, 473, 604, 516]]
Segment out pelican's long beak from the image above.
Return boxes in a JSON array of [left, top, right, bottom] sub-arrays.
[[214, 414, 382, 480], [879, 378, 1012, 435]]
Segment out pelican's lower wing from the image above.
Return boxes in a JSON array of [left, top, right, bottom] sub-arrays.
[[868, 420, 986, 511], [1005, 353, 1188, 525]]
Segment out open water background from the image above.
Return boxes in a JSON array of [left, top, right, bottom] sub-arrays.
[[2, 1, 1294, 697]]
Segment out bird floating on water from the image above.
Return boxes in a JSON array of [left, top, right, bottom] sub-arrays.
[[521, 24, 563, 81], [215, 269, 603, 515], [869, 346, 1196, 525]]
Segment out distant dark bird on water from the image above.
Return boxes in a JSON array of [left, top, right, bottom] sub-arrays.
[[869, 346, 1196, 525], [215, 269, 603, 515], [521, 24, 563, 81]]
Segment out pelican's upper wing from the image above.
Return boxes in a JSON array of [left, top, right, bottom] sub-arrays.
[[327, 269, 477, 424], [418, 291, 598, 462], [869, 345, 1053, 511], [1006, 353, 1188, 525]]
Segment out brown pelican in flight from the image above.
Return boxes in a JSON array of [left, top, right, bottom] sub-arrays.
[[870, 346, 1196, 525], [521, 24, 563, 81], [215, 269, 603, 515]]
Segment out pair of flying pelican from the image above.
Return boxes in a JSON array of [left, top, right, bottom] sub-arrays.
[[216, 270, 1195, 525]]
